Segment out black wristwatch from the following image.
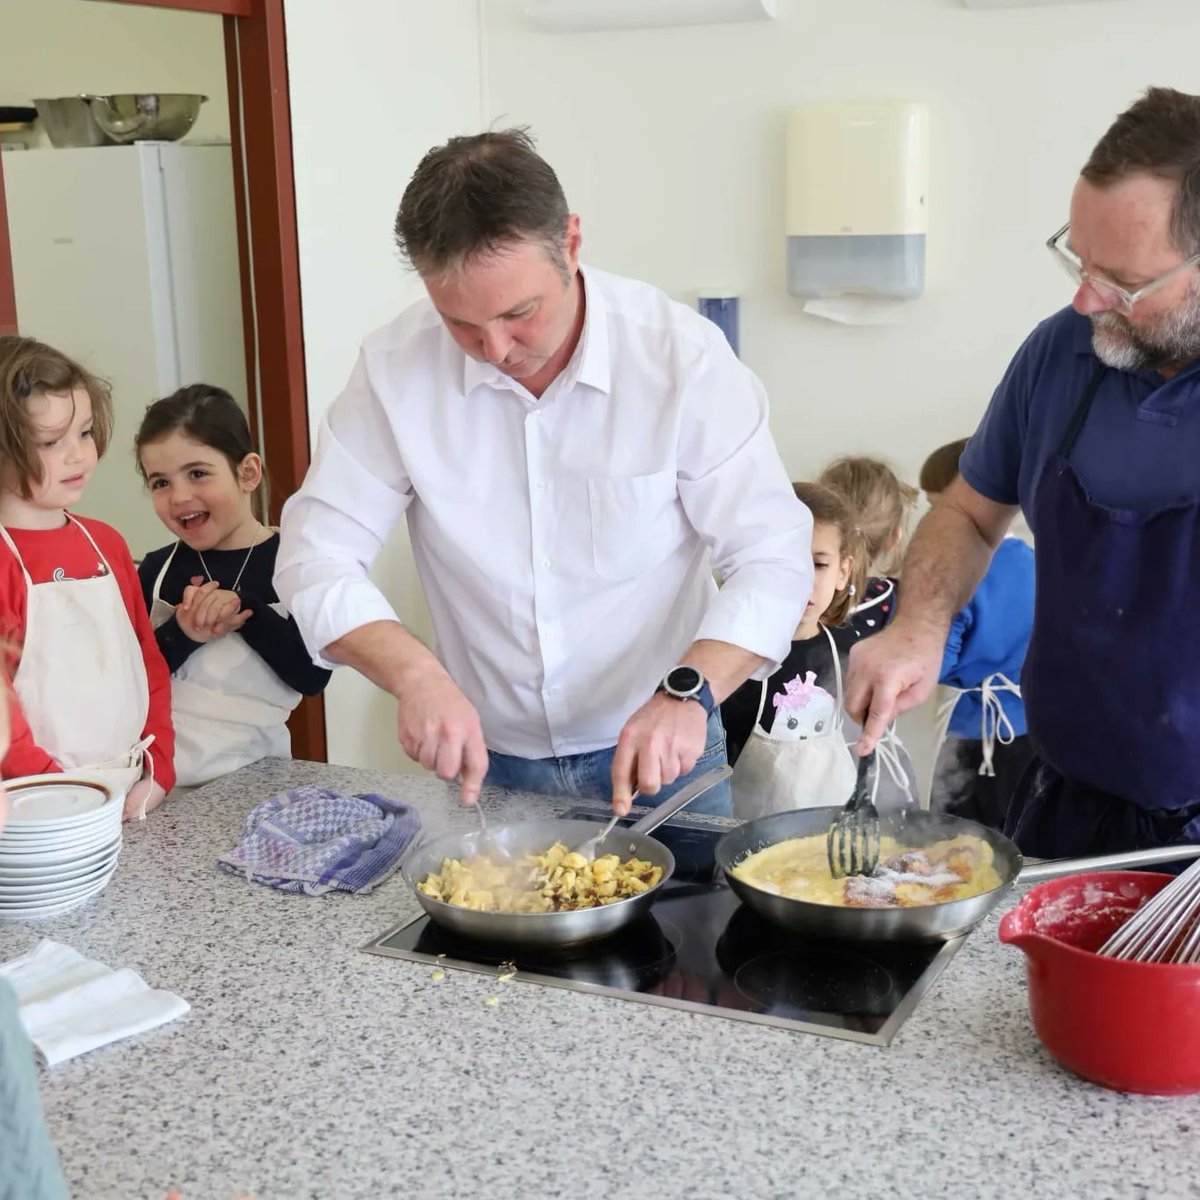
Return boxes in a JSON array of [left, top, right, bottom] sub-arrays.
[[656, 665, 716, 715]]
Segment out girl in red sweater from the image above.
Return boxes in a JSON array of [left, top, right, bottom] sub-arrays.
[[0, 337, 175, 818]]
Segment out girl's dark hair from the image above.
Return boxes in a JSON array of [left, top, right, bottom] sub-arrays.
[[793, 481, 868, 627], [135, 384, 265, 514]]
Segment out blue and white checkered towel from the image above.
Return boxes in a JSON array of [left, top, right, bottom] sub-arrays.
[[217, 786, 421, 895]]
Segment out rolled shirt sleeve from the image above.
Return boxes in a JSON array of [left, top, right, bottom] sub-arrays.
[[676, 339, 814, 674]]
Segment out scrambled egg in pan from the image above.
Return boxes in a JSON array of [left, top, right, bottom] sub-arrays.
[[731, 833, 1002, 908], [417, 841, 663, 913]]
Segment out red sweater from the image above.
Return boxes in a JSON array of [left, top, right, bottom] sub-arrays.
[[0, 514, 176, 791]]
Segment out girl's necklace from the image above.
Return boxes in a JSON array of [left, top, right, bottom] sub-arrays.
[[196, 521, 264, 594]]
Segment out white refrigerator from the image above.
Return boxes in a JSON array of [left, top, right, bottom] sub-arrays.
[[4, 142, 248, 559]]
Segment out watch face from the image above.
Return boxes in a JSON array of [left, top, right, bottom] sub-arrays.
[[667, 666, 702, 695]]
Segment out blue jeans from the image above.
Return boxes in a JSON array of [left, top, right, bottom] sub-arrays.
[[485, 710, 732, 816]]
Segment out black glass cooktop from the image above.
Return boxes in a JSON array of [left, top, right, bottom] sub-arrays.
[[364, 809, 964, 1045]]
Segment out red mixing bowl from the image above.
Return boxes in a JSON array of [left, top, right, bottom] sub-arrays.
[[999, 870, 1200, 1096]]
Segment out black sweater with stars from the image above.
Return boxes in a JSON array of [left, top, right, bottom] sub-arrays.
[[137, 533, 331, 697]]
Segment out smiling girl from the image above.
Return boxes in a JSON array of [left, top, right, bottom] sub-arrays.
[[135, 385, 330, 787], [0, 337, 174, 818]]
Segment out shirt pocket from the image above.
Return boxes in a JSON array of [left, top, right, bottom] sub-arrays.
[[587, 467, 687, 582]]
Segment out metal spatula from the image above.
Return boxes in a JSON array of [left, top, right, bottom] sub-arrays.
[[826, 750, 880, 879]]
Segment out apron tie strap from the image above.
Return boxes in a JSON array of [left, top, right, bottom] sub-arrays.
[[978, 673, 1020, 778]]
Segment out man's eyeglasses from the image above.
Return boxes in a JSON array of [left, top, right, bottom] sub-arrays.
[[1047, 222, 1200, 314]]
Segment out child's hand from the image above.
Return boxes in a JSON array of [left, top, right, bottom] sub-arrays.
[[123, 778, 166, 822], [177, 579, 252, 643]]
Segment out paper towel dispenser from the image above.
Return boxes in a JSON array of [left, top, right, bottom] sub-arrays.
[[786, 101, 929, 301]]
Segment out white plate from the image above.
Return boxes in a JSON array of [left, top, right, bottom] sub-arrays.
[[0, 834, 121, 869], [1, 810, 121, 840], [0, 875, 112, 920], [5, 776, 115, 825], [0, 869, 114, 906], [0, 853, 119, 897], [0, 861, 117, 903], [1, 818, 119, 847], [0, 839, 120, 879], [0, 826, 118, 855]]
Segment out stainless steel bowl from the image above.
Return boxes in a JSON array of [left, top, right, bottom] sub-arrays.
[[88, 93, 207, 144], [32, 96, 116, 149]]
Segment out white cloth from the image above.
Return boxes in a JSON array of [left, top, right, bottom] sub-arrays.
[[0, 518, 151, 807], [150, 541, 298, 787], [731, 627, 858, 819], [276, 264, 812, 759], [0, 939, 188, 1066]]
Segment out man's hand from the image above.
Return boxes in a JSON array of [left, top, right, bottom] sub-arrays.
[[395, 667, 489, 806], [844, 621, 944, 755], [610, 694, 707, 816]]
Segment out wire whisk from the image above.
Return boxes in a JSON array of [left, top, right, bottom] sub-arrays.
[[1097, 855, 1200, 964]]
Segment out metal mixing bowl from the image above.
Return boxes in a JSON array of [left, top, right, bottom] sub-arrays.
[[32, 96, 116, 148], [88, 93, 208, 144]]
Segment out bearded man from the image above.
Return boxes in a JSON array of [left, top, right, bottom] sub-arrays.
[[846, 86, 1200, 858]]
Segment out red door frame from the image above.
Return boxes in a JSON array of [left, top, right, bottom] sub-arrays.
[[0, 0, 327, 762]]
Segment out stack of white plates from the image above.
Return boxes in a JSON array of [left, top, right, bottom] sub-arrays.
[[0, 776, 122, 919]]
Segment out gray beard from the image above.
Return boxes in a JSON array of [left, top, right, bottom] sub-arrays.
[[1090, 283, 1200, 373]]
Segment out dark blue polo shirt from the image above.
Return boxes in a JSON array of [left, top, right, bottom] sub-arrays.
[[961, 307, 1200, 525]]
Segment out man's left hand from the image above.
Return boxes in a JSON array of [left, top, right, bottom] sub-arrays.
[[610, 694, 707, 816]]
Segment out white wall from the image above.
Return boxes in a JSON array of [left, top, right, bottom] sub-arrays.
[[285, 0, 483, 770], [1, 0, 229, 147], [286, 0, 1200, 783]]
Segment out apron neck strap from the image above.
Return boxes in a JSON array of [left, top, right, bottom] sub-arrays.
[[0, 523, 30, 586], [151, 541, 183, 603], [1057, 362, 1107, 460]]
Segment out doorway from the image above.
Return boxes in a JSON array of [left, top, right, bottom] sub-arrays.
[[0, 0, 326, 761]]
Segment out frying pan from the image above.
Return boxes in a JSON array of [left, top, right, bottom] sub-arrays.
[[715, 806, 1200, 943], [402, 765, 732, 948]]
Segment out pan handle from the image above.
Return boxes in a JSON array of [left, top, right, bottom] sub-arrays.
[[625, 765, 733, 837], [1017, 843, 1200, 883]]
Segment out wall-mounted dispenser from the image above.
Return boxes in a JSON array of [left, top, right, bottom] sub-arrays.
[[697, 290, 739, 357], [785, 101, 929, 302]]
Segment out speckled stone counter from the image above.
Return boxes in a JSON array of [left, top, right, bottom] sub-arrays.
[[0, 759, 1190, 1200]]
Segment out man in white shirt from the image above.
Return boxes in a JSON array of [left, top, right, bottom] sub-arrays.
[[276, 128, 812, 815]]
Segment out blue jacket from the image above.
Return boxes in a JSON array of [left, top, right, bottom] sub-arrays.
[[940, 537, 1035, 739]]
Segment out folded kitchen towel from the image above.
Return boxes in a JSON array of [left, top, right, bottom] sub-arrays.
[[0, 939, 190, 1066], [217, 785, 421, 895]]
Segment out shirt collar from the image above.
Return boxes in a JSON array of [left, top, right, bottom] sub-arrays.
[[460, 265, 610, 399]]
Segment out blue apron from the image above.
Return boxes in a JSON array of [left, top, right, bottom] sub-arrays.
[[1005, 364, 1200, 857]]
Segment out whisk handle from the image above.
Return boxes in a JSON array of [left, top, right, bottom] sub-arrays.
[[1018, 843, 1200, 883]]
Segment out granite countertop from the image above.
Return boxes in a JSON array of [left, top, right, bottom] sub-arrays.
[[0, 758, 1190, 1200]]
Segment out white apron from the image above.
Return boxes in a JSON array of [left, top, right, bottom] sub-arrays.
[[150, 541, 298, 787], [731, 626, 858, 820], [0, 517, 152, 809], [929, 671, 1022, 805]]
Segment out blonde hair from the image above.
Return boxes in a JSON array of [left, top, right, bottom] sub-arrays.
[[0, 336, 113, 500], [818, 456, 917, 575], [793, 482, 868, 627]]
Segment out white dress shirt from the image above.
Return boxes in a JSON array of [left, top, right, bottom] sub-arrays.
[[276, 265, 813, 759]]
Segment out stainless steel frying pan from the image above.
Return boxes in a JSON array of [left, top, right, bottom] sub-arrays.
[[402, 766, 732, 948], [715, 806, 1200, 943]]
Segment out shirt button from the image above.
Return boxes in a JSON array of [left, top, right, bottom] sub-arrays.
[[541, 557, 552, 568], [537, 481, 548, 492]]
